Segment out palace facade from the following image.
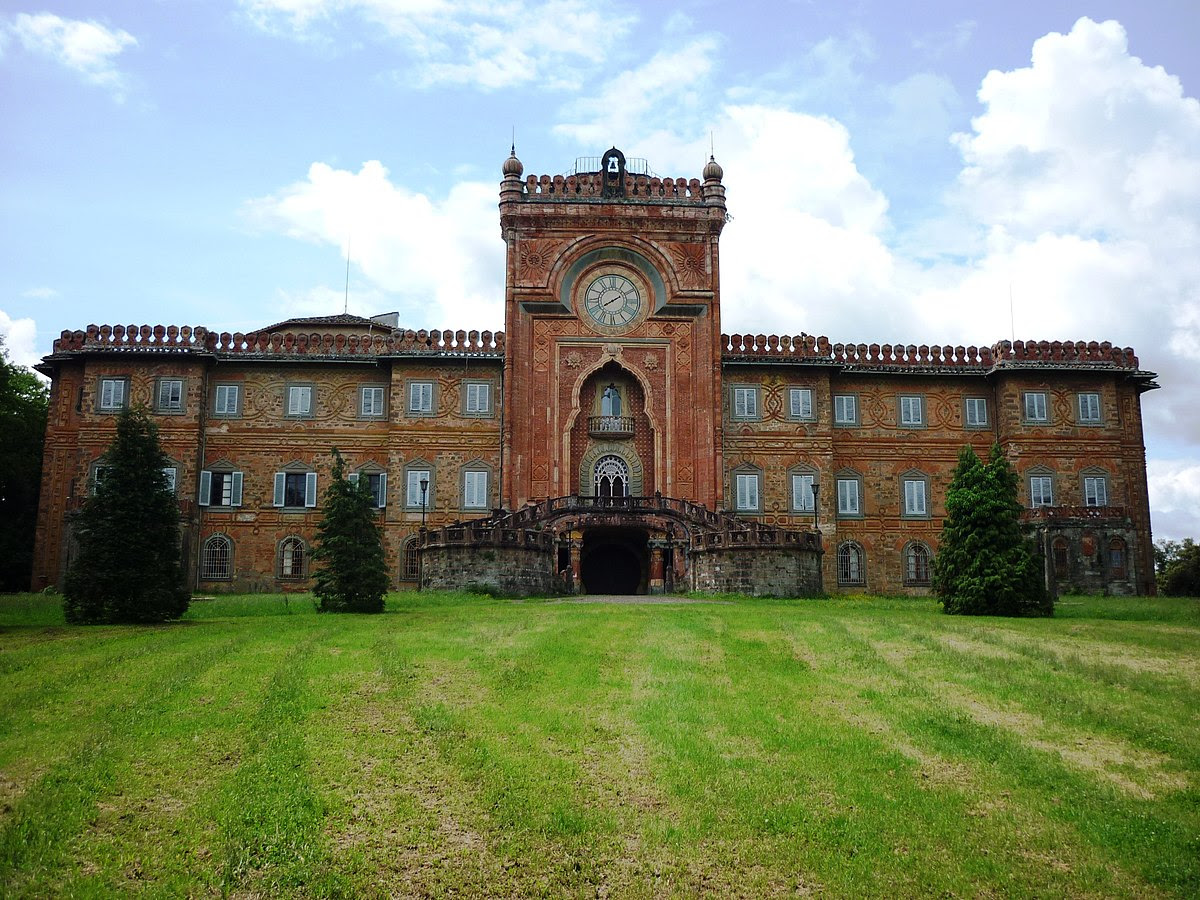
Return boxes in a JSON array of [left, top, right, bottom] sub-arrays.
[[32, 148, 1158, 596]]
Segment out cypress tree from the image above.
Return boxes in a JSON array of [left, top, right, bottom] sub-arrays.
[[933, 443, 1052, 617], [64, 407, 190, 623], [311, 449, 388, 613]]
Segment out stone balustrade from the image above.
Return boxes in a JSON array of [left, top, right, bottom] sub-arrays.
[[522, 172, 704, 201], [1022, 505, 1130, 523]]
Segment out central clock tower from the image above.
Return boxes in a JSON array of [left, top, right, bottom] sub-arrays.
[[498, 147, 728, 508]]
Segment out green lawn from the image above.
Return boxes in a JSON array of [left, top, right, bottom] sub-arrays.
[[1, 591, 1197, 898]]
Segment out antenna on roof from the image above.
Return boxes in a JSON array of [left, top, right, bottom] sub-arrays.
[[1009, 281, 1016, 344], [343, 230, 352, 315]]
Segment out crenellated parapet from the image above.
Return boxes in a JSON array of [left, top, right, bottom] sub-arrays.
[[51, 324, 505, 358], [720, 333, 1140, 370], [521, 172, 705, 202]]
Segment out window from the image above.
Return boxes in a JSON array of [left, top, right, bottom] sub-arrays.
[[837, 476, 861, 517], [791, 472, 815, 512], [273, 471, 317, 508], [408, 381, 434, 415], [902, 477, 928, 517], [464, 382, 492, 416], [201, 535, 233, 580], [360, 385, 386, 418], [905, 543, 932, 585], [964, 397, 988, 428], [1109, 538, 1127, 580], [402, 537, 420, 581], [834, 394, 858, 426], [463, 469, 489, 509], [348, 471, 388, 508], [838, 542, 865, 585], [213, 384, 241, 417], [1078, 392, 1102, 424], [1023, 391, 1048, 423], [156, 378, 184, 413], [406, 468, 433, 508], [91, 463, 112, 494], [199, 470, 243, 507], [732, 386, 759, 420], [98, 377, 127, 411], [1029, 475, 1054, 508], [899, 395, 924, 427], [286, 384, 313, 417], [161, 466, 177, 494], [1083, 475, 1108, 507], [734, 471, 760, 512], [278, 537, 306, 579], [594, 456, 629, 498], [788, 388, 813, 420], [1052, 538, 1070, 578]]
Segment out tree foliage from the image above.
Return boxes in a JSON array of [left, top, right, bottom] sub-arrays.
[[933, 443, 1052, 617], [64, 407, 189, 623], [311, 449, 388, 613], [1157, 538, 1200, 596], [0, 337, 49, 591]]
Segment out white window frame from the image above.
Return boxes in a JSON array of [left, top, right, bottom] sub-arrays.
[[273, 471, 317, 508], [734, 471, 760, 512], [899, 395, 924, 427], [837, 476, 861, 517], [359, 385, 386, 418], [213, 383, 241, 417], [791, 472, 815, 512], [964, 397, 988, 428], [161, 466, 177, 494], [834, 394, 858, 426], [732, 387, 759, 420], [156, 378, 184, 413], [463, 469, 489, 509], [200, 534, 233, 581], [199, 470, 244, 507], [286, 384, 313, 417], [902, 477, 928, 517], [408, 381, 434, 415], [1083, 475, 1108, 507], [1029, 475, 1054, 508], [98, 377, 127, 411], [406, 468, 433, 509], [464, 382, 492, 416], [1023, 391, 1049, 423], [1077, 392, 1102, 425], [788, 387, 814, 421]]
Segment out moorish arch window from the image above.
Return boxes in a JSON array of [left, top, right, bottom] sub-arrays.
[[594, 455, 629, 498], [601, 384, 622, 416], [200, 534, 233, 581]]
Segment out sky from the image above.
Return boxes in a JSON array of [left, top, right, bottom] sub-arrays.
[[3, 0, 1199, 540]]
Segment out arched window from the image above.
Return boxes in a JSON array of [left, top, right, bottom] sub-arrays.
[[838, 541, 865, 585], [594, 455, 629, 498], [904, 542, 932, 585], [1109, 537, 1127, 580], [1052, 537, 1070, 578], [278, 537, 306, 579], [601, 384, 622, 417], [402, 537, 420, 581], [201, 534, 232, 580]]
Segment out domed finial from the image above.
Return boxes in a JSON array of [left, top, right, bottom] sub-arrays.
[[703, 154, 723, 181], [502, 144, 523, 177]]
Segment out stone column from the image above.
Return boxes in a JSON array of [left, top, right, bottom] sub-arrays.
[[648, 539, 667, 594]]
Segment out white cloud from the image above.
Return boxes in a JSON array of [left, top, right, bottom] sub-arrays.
[[1148, 460, 1200, 541], [243, 160, 504, 330], [0, 310, 40, 369], [241, 0, 634, 90], [7, 12, 136, 99], [21, 286, 59, 300]]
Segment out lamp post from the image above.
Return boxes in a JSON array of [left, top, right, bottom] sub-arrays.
[[811, 481, 820, 532], [419, 476, 429, 590]]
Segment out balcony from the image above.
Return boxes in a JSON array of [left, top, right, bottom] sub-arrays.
[[588, 415, 634, 438], [1022, 505, 1129, 523]]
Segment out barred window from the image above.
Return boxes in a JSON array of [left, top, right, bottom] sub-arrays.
[[201, 535, 233, 580], [279, 537, 306, 579], [838, 542, 865, 585], [905, 543, 932, 585], [402, 537, 419, 581]]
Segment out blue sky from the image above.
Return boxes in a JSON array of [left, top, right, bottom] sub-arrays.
[[3, 1, 1199, 539]]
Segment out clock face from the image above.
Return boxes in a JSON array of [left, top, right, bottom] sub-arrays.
[[583, 273, 642, 329]]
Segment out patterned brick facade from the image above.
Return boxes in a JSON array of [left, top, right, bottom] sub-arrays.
[[31, 149, 1158, 596]]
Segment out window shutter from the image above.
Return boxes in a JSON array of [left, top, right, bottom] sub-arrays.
[[231, 472, 243, 507], [377, 473, 387, 507], [199, 470, 212, 506], [305, 472, 318, 507], [273, 472, 285, 507]]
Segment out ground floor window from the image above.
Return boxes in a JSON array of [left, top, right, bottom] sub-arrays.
[[904, 543, 932, 585], [1052, 537, 1070, 578], [201, 534, 232, 580], [402, 537, 419, 581], [838, 541, 865, 585], [279, 536, 306, 579], [1109, 537, 1127, 580], [595, 455, 629, 498]]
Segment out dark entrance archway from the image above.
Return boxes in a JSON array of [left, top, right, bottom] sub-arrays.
[[580, 527, 647, 594]]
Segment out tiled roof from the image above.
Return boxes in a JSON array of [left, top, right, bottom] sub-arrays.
[[257, 313, 389, 332]]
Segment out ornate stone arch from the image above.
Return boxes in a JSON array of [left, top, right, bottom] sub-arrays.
[[549, 236, 677, 311], [579, 442, 644, 497]]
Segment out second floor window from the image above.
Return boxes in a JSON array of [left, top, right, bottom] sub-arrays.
[[464, 470, 489, 508], [903, 478, 928, 516], [1024, 392, 1048, 423], [1030, 475, 1054, 508], [733, 387, 758, 419], [834, 395, 857, 425], [789, 388, 813, 420], [899, 396, 924, 426], [965, 397, 988, 427], [156, 379, 183, 412], [409, 382, 434, 414], [214, 384, 240, 416], [99, 378, 126, 411], [1083, 476, 1108, 507], [837, 478, 861, 516], [287, 385, 312, 417], [465, 383, 491, 415], [1078, 392, 1101, 424], [199, 470, 243, 507], [734, 472, 760, 511], [360, 386, 386, 417]]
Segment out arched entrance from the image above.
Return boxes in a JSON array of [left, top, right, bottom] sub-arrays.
[[594, 455, 629, 498], [580, 527, 646, 594]]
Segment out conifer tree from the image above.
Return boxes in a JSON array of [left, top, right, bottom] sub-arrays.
[[64, 407, 189, 623], [0, 337, 48, 591], [933, 443, 1052, 616], [311, 449, 388, 613]]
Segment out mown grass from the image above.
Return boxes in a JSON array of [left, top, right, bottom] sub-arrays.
[[0, 590, 1196, 898]]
